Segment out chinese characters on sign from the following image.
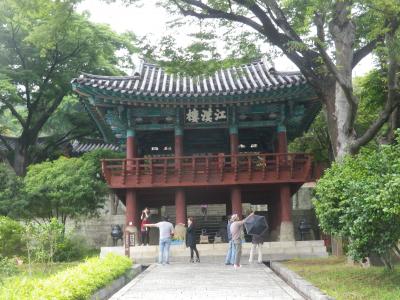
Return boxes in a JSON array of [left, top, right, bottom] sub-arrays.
[[186, 107, 227, 123]]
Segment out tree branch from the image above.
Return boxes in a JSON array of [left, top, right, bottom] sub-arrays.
[[352, 39, 379, 68], [176, 0, 321, 83], [257, 0, 302, 42], [0, 98, 27, 128], [351, 25, 399, 152], [31, 92, 67, 137], [0, 135, 13, 153], [314, 13, 326, 43], [174, 0, 265, 33]]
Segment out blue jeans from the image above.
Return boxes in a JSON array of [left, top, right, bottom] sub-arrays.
[[159, 237, 171, 264], [225, 240, 235, 264]]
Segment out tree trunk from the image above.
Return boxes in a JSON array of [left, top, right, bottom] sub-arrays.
[[13, 141, 29, 176], [328, 1, 357, 160]]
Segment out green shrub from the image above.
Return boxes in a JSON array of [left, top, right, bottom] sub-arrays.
[[0, 216, 25, 258], [0, 253, 132, 299], [0, 255, 20, 282], [25, 219, 64, 265], [54, 234, 97, 262]]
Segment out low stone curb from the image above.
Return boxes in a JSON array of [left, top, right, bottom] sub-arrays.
[[108, 264, 157, 300], [270, 261, 334, 300], [91, 264, 142, 300]]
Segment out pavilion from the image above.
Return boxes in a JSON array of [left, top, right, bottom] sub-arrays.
[[72, 58, 320, 253]]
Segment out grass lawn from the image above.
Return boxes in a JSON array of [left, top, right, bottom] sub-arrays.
[[283, 257, 400, 300]]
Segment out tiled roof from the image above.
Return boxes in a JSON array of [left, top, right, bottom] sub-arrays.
[[71, 140, 120, 154], [72, 59, 307, 99]]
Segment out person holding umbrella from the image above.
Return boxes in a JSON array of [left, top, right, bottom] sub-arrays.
[[244, 214, 269, 264], [230, 212, 254, 269], [249, 229, 268, 264]]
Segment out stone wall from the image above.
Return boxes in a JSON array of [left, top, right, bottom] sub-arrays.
[[291, 183, 319, 241], [65, 194, 126, 247]]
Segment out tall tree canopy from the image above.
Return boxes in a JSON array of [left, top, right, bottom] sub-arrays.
[[122, 0, 400, 160], [0, 0, 137, 175]]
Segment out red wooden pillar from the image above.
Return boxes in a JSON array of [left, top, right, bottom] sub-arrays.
[[231, 186, 242, 217], [280, 184, 291, 222], [230, 126, 239, 173], [125, 129, 138, 256], [126, 129, 136, 159], [276, 125, 287, 153], [175, 127, 183, 170], [125, 189, 138, 256], [175, 188, 186, 225], [279, 184, 294, 241], [229, 126, 239, 155]]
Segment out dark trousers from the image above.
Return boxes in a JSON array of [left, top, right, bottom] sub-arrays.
[[190, 245, 199, 259], [141, 230, 149, 245]]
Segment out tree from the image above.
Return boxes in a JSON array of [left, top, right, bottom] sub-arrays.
[[314, 133, 400, 269], [0, 163, 23, 217], [0, 0, 137, 175], [22, 155, 108, 227], [289, 68, 389, 162], [122, 0, 400, 160], [141, 29, 263, 75]]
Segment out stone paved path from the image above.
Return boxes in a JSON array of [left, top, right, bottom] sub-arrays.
[[110, 263, 304, 300]]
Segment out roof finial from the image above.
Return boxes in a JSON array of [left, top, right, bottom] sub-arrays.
[[132, 58, 144, 77], [261, 56, 276, 73]]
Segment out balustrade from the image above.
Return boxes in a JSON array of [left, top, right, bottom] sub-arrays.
[[101, 153, 312, 188]]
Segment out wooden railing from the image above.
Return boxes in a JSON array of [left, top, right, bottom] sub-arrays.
[[101, 153, 313, 188]]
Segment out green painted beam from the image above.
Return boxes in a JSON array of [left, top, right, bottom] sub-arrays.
[[238, 120, 277, 128]]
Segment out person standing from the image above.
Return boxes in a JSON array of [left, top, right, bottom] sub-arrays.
[[224, 215, 235, 265], [230, 212, 254, 269], [145, 216, 174, 265], [249, 230, 267, 264], [186, 217, 200, 263], [200, 204, 208, 220], [140, 208, 150, 246]]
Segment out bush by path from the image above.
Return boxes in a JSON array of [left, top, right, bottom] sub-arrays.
[[0, 253, 132, 300]]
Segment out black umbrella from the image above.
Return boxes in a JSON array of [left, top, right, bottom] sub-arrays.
[[244, 215, 268, 235]]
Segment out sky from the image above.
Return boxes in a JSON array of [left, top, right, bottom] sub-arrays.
[[77, 0, 373, 76]]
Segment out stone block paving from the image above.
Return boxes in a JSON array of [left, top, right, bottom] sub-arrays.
[[110, 262, 304, 300]]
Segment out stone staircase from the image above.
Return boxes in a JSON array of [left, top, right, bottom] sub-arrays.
[[193, 216, 224, 243], [101, 240, 329, 264]]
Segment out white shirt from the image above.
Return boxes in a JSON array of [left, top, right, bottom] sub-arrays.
[[155, 221, 174, 239]]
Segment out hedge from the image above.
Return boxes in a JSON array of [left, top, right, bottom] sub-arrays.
[[0, 253, 132, 300]]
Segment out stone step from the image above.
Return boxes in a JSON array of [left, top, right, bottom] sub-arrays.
[[100, 240, 329, 264]]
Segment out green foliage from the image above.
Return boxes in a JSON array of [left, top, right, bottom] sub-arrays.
[[54, 234, 97, 263], [81, 148, 125, 178], [24, 219, 64, 265], [22, 156, 108, 224], [289, 113, 331, 162], [354, 69, 387, 138], [314, 133, 400, 266], [0, 0, 138, 173], [0, 255, 19, 283], [141, 22, 262, 76], [0, 217, 25, 258], [0, 164, 23, 217], [0, 253, 132, 299]]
